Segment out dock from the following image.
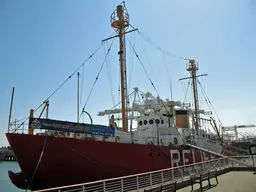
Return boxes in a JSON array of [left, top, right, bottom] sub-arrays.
[[0, 147, 16, 161], [178, 171, 256, 192]]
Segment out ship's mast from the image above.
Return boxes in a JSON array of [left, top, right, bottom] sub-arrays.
[[179, 60, 208, 136], [187, 60, 200, 134], [116, 5, 128, 132], [103, 2, 137, 132]]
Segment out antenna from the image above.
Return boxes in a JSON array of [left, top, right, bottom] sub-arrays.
[[8, 87, 15, 133], [77, 72, 80, 123]]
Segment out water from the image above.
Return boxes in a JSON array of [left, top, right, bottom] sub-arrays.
[[0, 162, 24, 192]]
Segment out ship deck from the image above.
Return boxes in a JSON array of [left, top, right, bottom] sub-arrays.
[[178, 171, 256, 192]]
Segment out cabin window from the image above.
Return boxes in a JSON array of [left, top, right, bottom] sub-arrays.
[[161, 119, 164, 124], [144, 120, 148, 125], [155, 119, 160, 124], [149, 119, 154, 124], [139, 121, 143, 126]]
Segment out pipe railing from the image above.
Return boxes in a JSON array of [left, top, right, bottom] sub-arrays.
[[32, 156, 254, 192]]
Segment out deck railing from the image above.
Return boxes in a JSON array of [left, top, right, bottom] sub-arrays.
[[32, 155, 254, 192]]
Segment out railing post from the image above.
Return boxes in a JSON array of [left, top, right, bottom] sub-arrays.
[[180, 167, 184, 181], [137, 176, 139, 190], [82, 185, 85, 192], [161, 171, 164, 184], [150, 173, 152, 186], [103, 181, 106, 192], [121, 178, 124, 192]]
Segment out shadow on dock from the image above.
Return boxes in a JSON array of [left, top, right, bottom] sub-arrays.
[[191, 184, 218, 192]]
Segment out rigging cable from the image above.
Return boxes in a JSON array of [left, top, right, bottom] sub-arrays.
[[126, 33, 135, 123], [137, 31, 156, 83], [109, 89, 137, 111], [54, 136, 132, 174], [197, 81, 212, 115], [35, 43, 105, 113], [137, 31, 189, 61], [12, 43, 105, 133], [80, 39, 115, 119], [197, 80, 222, 125], [163, 53, 173, 101], [104, 42, 115, 106], [182, 79, 191, 104], [126, 37, 169, 114], [80, 60, 85, 108], [25, 136, 48, 192], [128, 32, 135, 95]]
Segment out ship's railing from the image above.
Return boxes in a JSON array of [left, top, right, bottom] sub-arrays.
[[32, 156, 254, 192], [229, 155, 255, 167]]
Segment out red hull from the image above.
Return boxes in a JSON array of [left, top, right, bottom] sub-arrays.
[[6, 133, 228, 191]]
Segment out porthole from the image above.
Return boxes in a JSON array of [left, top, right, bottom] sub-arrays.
[[139, 121, 142, 126], [149, 119, 154, 124], [144, 120, 148, 125], [161, 119, 164, 124], [155, 119, 160, 124]]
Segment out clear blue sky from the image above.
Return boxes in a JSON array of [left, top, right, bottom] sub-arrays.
[[1, 0, 256, 146]]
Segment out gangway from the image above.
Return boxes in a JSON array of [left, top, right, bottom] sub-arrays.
[[187, 143, 252, 167]]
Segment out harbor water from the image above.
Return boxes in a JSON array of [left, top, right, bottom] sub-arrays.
[[0, 162, 24, 192]]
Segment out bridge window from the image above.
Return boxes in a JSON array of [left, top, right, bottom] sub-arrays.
[[144, 120, 148, 125], [149, 119, 154, 124], [139, 121, 142, 126], [155, 119, 160, 124]]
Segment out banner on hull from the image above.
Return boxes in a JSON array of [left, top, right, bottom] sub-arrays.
[[29, 118, 115, 137]]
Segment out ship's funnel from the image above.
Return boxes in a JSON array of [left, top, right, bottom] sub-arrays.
[[176, 110, 189, 128]]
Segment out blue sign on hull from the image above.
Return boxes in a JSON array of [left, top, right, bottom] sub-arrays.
[[29, 118, 115, 137]]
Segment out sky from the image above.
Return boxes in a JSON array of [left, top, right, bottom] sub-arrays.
[[0, 0, 256, 146]]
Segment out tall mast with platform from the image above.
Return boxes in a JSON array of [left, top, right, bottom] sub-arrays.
[[179, 59, 207, 135], [102, 2, 137, 132]]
